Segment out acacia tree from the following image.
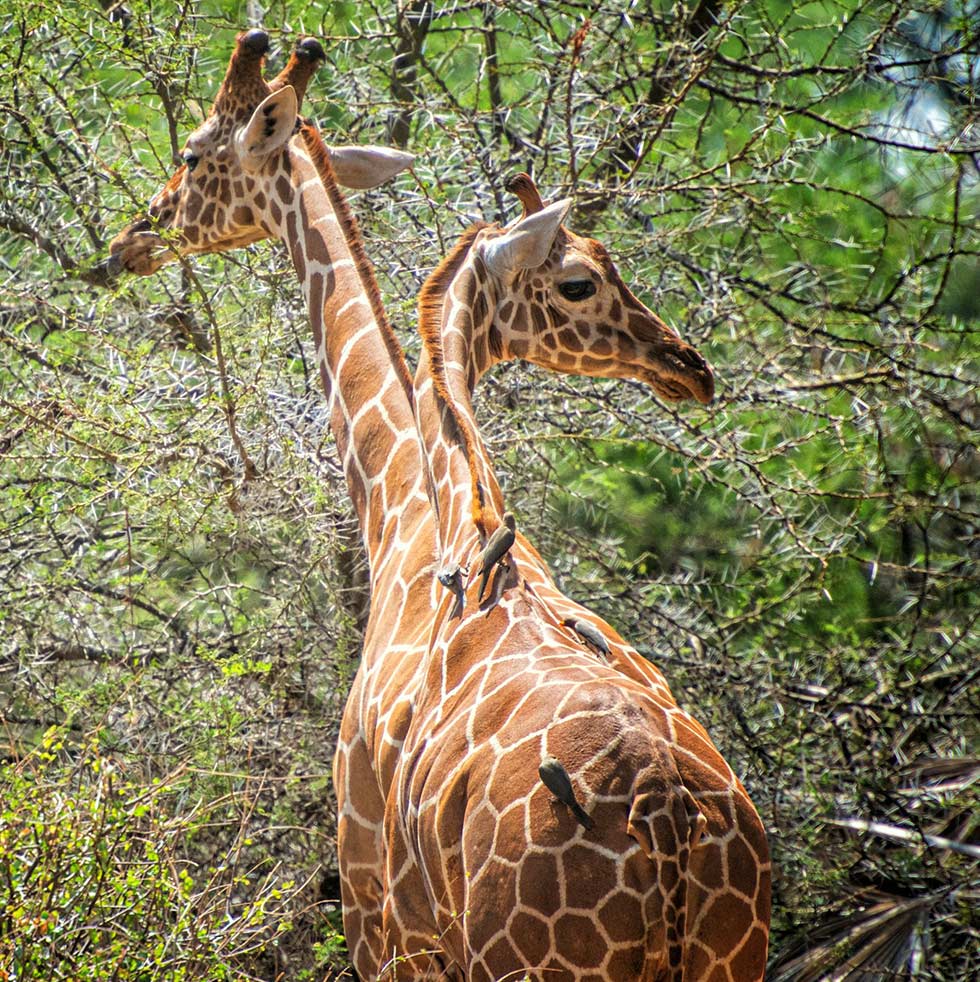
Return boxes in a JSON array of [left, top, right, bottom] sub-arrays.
[[1, 1, 977, 978]]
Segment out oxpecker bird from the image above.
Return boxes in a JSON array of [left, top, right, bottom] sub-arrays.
[[437, 563, 467, 618], [475, 512, 516, 602], [564, 617, 610, 656], [538, 754, 595, 830]]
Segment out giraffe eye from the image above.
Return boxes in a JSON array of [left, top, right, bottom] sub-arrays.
[[558, 279, 597, 302], [182, 151, 200, 172]]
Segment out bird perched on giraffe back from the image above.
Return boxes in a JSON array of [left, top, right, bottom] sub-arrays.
[[538, 754, 595, 830], [475, 511, 516, 603], [564, 617, 611, 656]]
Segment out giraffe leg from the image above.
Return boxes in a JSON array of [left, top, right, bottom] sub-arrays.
[[335, 699, 388, 979], [381, 830, 461, 980]]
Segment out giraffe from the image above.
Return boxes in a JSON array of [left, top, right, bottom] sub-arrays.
[[364, 172, 772, 981], [105, 31, 770, 979], [105, 33, 438, 970]]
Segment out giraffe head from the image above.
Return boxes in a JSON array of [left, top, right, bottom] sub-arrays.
[[107, 30, 413, 277], [475, 173, 715, 404]]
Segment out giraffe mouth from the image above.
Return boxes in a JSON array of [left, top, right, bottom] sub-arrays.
[[637, 346, 715, 405], [648, 372, 715, 404], [107, 228, 177, 277]]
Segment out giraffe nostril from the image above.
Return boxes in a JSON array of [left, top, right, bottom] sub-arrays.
[[676, 345, 708, 373], [242, 29, 269, 54]]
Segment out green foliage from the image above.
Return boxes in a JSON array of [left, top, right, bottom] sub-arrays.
[[1, 0, 977, 978], [0, 730, 300, 980]]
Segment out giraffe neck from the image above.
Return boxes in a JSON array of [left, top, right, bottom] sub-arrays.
[[275, 137, 425, 584], [415, 250, 505, 561]]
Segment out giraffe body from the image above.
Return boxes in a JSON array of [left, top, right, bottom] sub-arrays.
[[107, 34, 770, 978], [376, 181, 771, 979]]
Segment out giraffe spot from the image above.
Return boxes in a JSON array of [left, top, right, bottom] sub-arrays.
[[726, 832, 760, 897], [597, 323, 612, 337], [276, 175, 292, 202], [531, 304, 547, 332], [686, 939, 715, 980], [337, 812, 378, 858], [691, 840, 725, 891], [609, 298, 622, 322], [629, 310, 660, 338], [510, 339, 528, 358], [498, 300, 514, 323], [232, 205, 253, 227], [254, 190, 266, 209], [509, 310, 529, 334], [619, 336, 636, 360], [561, 843, 617, 910], [591, 338, 613, 357], [493, 801, 526, 861], [354, 411, 394, 479], [482, 936, 522, 976], [458, 272, 477, 309], [653, 814, 677, 856], [656, 858, 680, 898], [270, 198, 282, 226], [599, 890, 645, 944], [554, 912, 605, 969], [468, 858, 517, 954], [699, 891, 754, 958], [463, 801, 497, 871], [488, 325, 502, 359], [306, 228, 331, 267], [184, 192, 202, 223], [557, 328, 583, 353], [730, 925, 768, 981], [517, 850, 560, 917], [473, 289, 488, 325], [199, 202, 215, 228], [206, 175, 219, 198], [605, 945, 646, 979], [510, 909, 550, 965]]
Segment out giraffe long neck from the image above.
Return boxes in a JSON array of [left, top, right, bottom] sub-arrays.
[[415, 252, 505, 561], [277, 136, 427, 585]]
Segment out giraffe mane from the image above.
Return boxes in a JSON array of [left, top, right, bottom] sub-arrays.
[[417, 224, 497, 538], [299, 122, 417, 407]]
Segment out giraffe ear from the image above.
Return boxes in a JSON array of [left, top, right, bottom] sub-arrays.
[[481, 197, 572, 278], [237, 86, 299, 167], [328, 145, 415, 189]]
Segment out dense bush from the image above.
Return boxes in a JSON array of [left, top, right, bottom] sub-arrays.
[[1, 1, 977, 978]]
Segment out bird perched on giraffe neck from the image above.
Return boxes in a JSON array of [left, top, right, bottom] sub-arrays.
[[437, 563, 467, 618], [474, 511, 516, 603]]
